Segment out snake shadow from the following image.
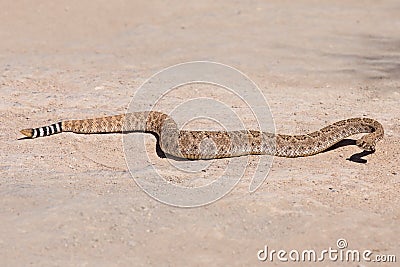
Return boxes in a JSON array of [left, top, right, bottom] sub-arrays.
[[18, 136, 33, 140], [152, 133, 192, 161], [323, 139, 375, 163]]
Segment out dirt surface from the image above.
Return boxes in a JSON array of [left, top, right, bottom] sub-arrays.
[[1, 1, 399, 266]]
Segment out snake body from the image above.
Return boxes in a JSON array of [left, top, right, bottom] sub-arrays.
[[20, 111, 384, 159]]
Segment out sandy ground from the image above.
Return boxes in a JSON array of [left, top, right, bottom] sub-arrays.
[[1, 1, 399, 266]]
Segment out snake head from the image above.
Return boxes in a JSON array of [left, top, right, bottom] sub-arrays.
[[356, 138, 376, 151]]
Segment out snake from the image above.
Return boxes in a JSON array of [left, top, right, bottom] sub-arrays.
[[20, 111, 384, 159]]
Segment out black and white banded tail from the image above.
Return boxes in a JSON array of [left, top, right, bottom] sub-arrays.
[[20, 122, 62, 138]]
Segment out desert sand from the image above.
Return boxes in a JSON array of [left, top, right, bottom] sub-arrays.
[[1, 1, 399, 266]]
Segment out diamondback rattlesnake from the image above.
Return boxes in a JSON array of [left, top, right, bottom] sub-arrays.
[[20, 111, 384, 159]]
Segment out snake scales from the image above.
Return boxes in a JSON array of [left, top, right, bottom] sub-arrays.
[[20, 111, 384, 159]]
